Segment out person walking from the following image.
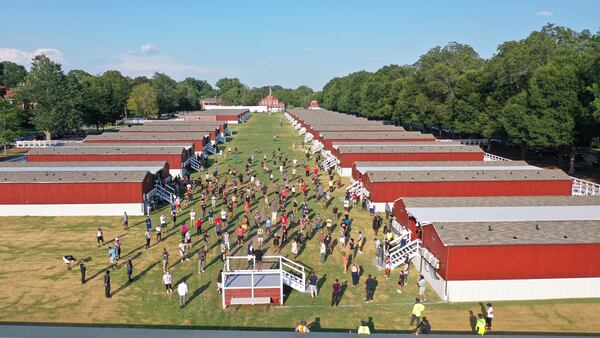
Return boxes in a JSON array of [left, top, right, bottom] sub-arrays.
[[103, 270, 111, 298], [308, 272, 318, 298], [410, 298, 425, 327], [178, 280, 189, 308], [331, 279, 341, 306], [79, 259, 86, 285], [197, 248, 206, 273], [162, 270, 173, 294], [417, 275, 427, 302], [126, 258, 133, 282], [319, 241, 327, 263], [342, 251, 349, 273], [162, 248, 169, 272]]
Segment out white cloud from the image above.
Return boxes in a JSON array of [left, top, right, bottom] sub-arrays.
[[108, 52, 220, 78], [536, 11, 553, 17], [370, 56, 383, 61], [0, 47, 64, 67], [305, 47, 314, 53], [127, 43, 159, 55]]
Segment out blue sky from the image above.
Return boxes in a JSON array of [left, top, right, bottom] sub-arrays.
[[1, 0, 599, 90]]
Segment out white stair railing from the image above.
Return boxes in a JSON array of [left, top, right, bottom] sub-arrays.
[[303, 133, 313, 143], [323, 155, 339, 170], [389, 239, 420, 269], [298, 127, 306, 135], [572, 177, 600, 196], [204, 143, 216, 155], [484, 152, 512, 162], [216, 133, 226, 144], [311, 141, 324, 154]]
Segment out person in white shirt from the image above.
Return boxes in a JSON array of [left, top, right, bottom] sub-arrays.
[[486, 303, 494, 330], [189, 210, 196, 226], [160, 214, 167, 227], [178, 280, 188, 307], [162, 271, 173, 294], [179, 240, 187, 262]]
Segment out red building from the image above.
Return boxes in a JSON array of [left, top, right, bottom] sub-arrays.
[[390, 196, 600, 301], [0, 170, 155, 216], [362, 169, 572, 205], [178, 109, 249, 124], [257, 88, 285, 111], [351, 160, 536, 181], [331, 144, 484, 176], [119, 125, 223, 135], [315, 131, 435, 150], [26, 145, 191, 176], [308, 100, 320, 109], [84, 132, 210, 153], [200, 96, 221, 110]]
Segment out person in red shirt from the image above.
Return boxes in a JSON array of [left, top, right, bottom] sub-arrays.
[[313, 168, 319, 177], [195, 218, 202, 235], [235, 225, 245, 246], [281, 214, 288, 227], [305, 165, 311, 177]]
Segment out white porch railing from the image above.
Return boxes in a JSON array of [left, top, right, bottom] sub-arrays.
[[572, 178, 600, 196], [15, 140, 83, 148], [483, 152, 512, 162]]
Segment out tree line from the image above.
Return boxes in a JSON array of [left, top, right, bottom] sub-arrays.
[[319, 24, 600, 170], [0, 57, 316, 146]]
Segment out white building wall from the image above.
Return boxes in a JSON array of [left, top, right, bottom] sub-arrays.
[[337, 166, 352, 177], [446, 277, 600, 302], [411, 254, 600, 302], [0, 203, 146, 216]]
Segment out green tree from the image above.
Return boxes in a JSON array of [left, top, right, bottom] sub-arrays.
[[152, 73, 180, 114], [0, 61, 27, 87], [0, 99, 22, 154], [17, 55, 83, 140], [127, 83, 159, 118], [216, 78, 248, 105]]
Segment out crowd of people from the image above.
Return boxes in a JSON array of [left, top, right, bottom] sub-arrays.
[[67, 127, 495, 334]]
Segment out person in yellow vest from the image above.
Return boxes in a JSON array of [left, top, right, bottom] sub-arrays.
[[410, 298, 425, 327], [295, 320, 310, 334], [475, 313, 486, 335], [357, 321, 371, 334]]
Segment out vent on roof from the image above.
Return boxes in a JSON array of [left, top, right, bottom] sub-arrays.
[[535, 224, 540, 230], [464, 237, 469, 240], [513, 236, 518, 239], [488, 225, 493, 231], [563, 235, 568, 239]]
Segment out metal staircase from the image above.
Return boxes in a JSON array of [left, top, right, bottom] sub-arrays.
[[224, 128, 233, 136], [204, 143, 217, 155], [216, 133, 226, 144], [346, 180, 363, 198], [323, 155, 339, 170], [311, 141, 324, 154], [299, 127, 306, 135], [278, 256, 307, 293], [385, 228, 420, 269], [153, 184, 174, 204], [186, 156, 202, 171], [303, 133, 313, 143]]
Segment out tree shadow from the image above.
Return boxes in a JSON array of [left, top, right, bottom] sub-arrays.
[[111, 260, 160, 296], [183, 281, 212, 308]]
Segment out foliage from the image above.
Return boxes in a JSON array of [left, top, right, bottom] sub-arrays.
[[0, 61, 27, 88], [0, 99, 22, 153], [127, 83, 159, 118]]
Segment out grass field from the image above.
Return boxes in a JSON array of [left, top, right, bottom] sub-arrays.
[[1, 113, 599, 334]]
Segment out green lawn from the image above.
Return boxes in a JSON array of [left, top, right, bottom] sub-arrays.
[[0, 113, 599, 333]]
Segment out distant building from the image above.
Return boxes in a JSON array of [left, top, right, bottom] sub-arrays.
[[200, 96, 221, 110], [257, 88, 285, 112], [309, 100, 320, 109]]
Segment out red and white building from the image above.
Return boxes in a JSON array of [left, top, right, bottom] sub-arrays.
[[257, 89, 285, 112], [0, 170, 156, 216], [393, 196, 600, 301]]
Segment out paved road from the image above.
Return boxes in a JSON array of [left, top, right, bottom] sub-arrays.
[[0, 324, 594, 338]]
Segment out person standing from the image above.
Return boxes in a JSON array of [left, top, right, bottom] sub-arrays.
[[163, 270, 173, 294], [342, 252, 349, 273], [410, 298, 425, 327], [295, 320, 310, 334], [96, 226, 104, 247], [308, 272, 318, 298], [144, 229, 151, 249], [126, 258, 133, 282], [103, 270, 111, 298], [331, 279, 341, 306], [122, 212, 128, 230], [351, 263, 360, 286], [416, 317, 431, 335], [364, 274, 375, 302], [162, 248, 169, 272], [485, 303, 494, 331], [320, 242, 327, 263], [475, 314, 486, 335], [79, 259, 86, 285], [178, 280, 188, 308], [357, 321, 371, 335], [108, 246, 117, 269], [417, 275, 427, 302], [197, 248, 206, 273]]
